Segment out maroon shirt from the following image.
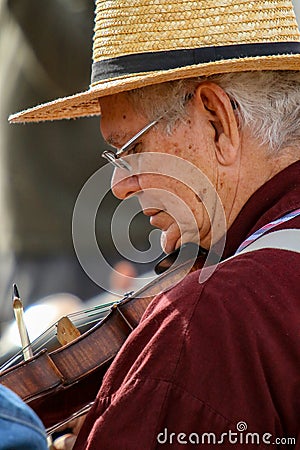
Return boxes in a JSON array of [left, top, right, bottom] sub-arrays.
[[74, 161, 300, 449]]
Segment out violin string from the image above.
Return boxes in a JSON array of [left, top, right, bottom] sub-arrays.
[[0, 324, 58, 372], [67, 299, 117, 321], [46, 402, 94, 436], [67, 303, 116, 328], [0, 302, 116, 372]]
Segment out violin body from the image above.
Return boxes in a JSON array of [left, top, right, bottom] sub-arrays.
[[0, 294, 153, 428], [0, 250, 197, 430]]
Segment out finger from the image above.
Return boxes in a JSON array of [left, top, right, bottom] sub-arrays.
[[52, 433, 77, 450]]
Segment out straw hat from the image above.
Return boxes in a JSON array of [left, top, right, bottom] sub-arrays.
[[9, 0, 300, 123]]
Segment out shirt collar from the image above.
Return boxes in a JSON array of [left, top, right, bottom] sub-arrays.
[[222, 160, 300, 258]]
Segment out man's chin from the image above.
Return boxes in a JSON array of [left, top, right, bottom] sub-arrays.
[[160, 233, 182, 255], [160, 234, 176, 255]]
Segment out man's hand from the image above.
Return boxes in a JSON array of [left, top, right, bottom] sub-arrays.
[[52, 433, 77, 450], [51, 415, 86, 450]]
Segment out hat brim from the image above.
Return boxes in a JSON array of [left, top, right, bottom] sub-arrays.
[[9, 53, 300, 123]]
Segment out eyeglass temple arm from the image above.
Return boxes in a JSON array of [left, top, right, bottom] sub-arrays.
[[115, 117, 161, 157]]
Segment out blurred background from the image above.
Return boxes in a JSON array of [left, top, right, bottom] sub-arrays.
[[293, 0, 300, 23], [0, 0, 159, 363]]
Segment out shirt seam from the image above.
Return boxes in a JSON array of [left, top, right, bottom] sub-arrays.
[[98, 375, 233, 432], [150, 288, 220, 445], [0, 412, 46, 437]]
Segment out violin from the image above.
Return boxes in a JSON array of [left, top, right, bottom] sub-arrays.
[[0, 244, 203, 432]]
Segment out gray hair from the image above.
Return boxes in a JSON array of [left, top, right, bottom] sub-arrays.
[[127, 71, 300, 156]]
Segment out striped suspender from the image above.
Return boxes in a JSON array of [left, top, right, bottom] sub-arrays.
[[235, 209, 300, 255]]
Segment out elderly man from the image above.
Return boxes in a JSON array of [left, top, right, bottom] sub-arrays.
[[9, 0, 300, 449]]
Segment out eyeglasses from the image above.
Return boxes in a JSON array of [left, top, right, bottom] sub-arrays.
[[101, 115, 164, 171], [101, 92, 237, 171]]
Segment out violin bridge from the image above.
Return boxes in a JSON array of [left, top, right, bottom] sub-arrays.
[[56, 316, 81, 346]]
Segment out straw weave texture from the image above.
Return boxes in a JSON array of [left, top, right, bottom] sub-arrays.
[[93, 0, 300, 61], [9, 0, 300, 122]]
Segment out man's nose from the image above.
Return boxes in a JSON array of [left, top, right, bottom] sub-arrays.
[[111, 167, 141, 199]]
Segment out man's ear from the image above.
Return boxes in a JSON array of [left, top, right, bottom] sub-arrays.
[[194, 82, 240, 166]]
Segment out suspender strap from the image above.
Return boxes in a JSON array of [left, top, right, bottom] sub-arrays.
[[238, 229, 300, 255], [235, 208, 300, 254]]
